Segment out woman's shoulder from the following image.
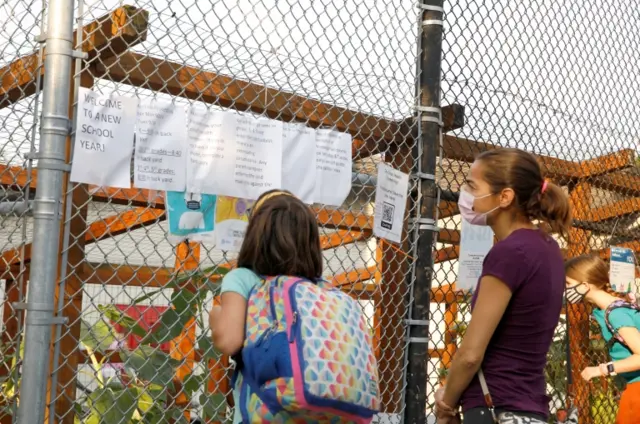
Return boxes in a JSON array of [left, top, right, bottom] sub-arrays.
[[489, 229, 560, 260]]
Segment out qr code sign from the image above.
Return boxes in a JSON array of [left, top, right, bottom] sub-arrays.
[[381, 202, 395, 230]]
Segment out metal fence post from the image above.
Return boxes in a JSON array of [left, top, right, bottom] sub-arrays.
[[404, 2, 445, 423], [16, 1, 76, 423]]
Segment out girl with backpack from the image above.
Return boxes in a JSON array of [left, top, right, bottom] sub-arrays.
[[564, 254, 640, 424], [209, 189, 380, 423]]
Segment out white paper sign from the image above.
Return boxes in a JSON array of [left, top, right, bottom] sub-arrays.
[[70, 88, 139, 188], [610, 246, 636, 293], [225, 114, 283, 200], [282, 123, 316, 204], [186, 107, 235, 195], [187, 110, 283, 199], [457, 220, 494, 291], [373, 163, 409, 244], [134, 100, 187, 191], [314, 130, 352, 206]]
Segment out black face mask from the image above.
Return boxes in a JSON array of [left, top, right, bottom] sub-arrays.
[[566, 285, 589, 304]]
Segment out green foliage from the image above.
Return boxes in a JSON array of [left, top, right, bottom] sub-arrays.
[[3, 266, 231, 424]]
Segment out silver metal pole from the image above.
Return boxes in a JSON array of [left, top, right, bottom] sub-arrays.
[[16, 0, 76, 422]]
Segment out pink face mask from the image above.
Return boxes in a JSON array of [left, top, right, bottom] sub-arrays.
[[457, 190, 499, 226]]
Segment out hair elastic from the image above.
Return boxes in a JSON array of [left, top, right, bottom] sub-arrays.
[[541, 180, 549, 194]]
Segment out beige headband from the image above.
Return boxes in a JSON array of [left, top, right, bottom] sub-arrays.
[[252, 191, 293, 215]]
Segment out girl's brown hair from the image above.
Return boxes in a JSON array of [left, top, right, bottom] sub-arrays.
[[237, 189, 323, 280], [476, 148, 572, 239], [565, 254, 617, 295]]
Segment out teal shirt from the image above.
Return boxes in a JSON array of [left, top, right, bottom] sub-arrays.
[[593, 307, 640, 384], [219, 268, 262, 424]]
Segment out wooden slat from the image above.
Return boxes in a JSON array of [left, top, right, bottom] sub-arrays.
[[1, 207, 164, 268], [321, 230, 369, 249], [589, 197, 640, 222], [331, 266, 377, 287], [94, 52, 397, 151], [442, 138, 636, 182], [434, 245, 460, 263], [442, 135, 582, 180], [578, 149, 635, 178], [591, 171, 640, 197], [170, 242, 200, 422], [93, 52, 465, 157], [0, 6, 149, 110], [566, 182, 592, 424]]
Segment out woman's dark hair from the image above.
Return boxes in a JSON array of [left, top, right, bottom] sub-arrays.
[[476, 148, 572, 240], [237, 189, 323, 280]]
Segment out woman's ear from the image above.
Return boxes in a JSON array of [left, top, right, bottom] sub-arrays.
[[498, 188, 516, 208]]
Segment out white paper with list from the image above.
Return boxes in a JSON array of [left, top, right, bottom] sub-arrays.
[[70, 87, 139, 188], [610, 246, 636, 293], [373, 163, 409, 244], [186, 107, 235, 195], [282, 123, 316, 204], [457, 219, 494, 292], [314, 130, 352, 207], [226, 114, 283, 200], [134, 100, 187, 191]]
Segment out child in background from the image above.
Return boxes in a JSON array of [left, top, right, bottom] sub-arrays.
[[565, 255, 640, 424]]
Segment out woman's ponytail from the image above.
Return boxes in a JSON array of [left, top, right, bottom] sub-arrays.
[[529, 181, 572, 240]]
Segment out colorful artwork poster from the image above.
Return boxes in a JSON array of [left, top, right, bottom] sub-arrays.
[[214, 196, 255, 252]]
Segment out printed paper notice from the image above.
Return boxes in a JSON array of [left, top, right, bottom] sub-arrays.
[[187, 110, 283, 199], [227, 115, 283, 199], [186, 107, 235, 195], [215, 196, 255, 252], [457, 220, 494, 292], [373, 163, 409, 244], [314, 130, 352, 206], [70, 87, 139, 188], [282, 123, 316, 204], [610, 246, 636, 293], [166, 191, 216, 243], [134, 100, 187, 191]]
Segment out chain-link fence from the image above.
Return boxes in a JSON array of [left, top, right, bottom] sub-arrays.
[[3, 0, 422, 423], [1, 1, 639, 424], [436, 1, 640, 424]]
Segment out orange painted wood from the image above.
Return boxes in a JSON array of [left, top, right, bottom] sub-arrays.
[[566, 182, 592, 424], [170, 242, 200, 422], [0, 207, 164, 269], [0, 6, 149, 110], [591, 171, 640, 197], [577, 149, 635, 177], [94, 52, 398, 156], [589, 197, 640, 222]]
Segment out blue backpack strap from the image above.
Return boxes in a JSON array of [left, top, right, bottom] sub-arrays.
[[604, 300, 640, 349]]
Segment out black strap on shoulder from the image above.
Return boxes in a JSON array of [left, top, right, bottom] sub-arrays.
[[604, 300, 640, 349]]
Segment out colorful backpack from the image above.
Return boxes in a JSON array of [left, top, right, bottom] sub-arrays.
[[604, 299, 640, 349], [232, 275, 380, 423]]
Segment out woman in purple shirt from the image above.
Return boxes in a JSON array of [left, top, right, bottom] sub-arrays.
[[435, 148, 571, 424]]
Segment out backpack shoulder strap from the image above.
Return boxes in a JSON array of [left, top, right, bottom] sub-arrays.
[[604, 300, 640, 348]]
